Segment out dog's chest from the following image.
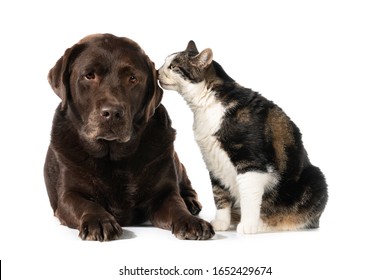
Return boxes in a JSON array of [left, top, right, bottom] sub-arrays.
[[192, 102, 238, 197]]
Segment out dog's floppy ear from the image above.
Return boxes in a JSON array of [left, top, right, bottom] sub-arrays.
[[47, 44, 85, 110], [144, 60, 163, 122]]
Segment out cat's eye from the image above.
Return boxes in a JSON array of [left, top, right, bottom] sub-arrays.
[[84, 72, 96, 80], [168, 64, 176, 70]]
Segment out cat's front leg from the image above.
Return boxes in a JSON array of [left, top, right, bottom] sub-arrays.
[[212, 208, 231, 231], [210, 182, 233, 231], [237, 172, 271, 234]]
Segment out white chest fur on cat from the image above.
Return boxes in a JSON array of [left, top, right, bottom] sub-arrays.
[[191, 91, 240, 201]]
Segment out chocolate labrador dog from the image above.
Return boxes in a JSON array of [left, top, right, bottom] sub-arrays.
[[44, 34, 214, 241]]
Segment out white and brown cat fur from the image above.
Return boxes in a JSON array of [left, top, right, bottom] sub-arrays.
[[158, 41, 328, 234]]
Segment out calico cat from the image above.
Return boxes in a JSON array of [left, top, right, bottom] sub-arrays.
[[158, 41, 328, 233]]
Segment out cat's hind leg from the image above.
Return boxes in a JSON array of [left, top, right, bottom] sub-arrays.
[[237, 171, 277, 234], [260, 164, 327, 231]]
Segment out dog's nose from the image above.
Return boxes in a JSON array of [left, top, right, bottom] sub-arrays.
[[100, 105, 125, 120]]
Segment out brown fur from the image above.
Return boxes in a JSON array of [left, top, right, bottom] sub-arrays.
[[44, 34, 214, 241], [265, 107, 295, 173]]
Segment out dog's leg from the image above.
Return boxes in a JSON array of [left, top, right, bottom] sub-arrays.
[[56, 191, 123, 241], [151, 191, 214, 240], [150, 158, 214, 240], [174, 152, 202, 215], [54, 167, 123, 242]]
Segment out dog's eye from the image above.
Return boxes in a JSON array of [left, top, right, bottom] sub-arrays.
[[168, 64, 176, 70], [84, 72, 96, 80], [129, 75, 138, 83]]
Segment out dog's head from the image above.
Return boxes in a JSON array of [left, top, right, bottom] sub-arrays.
[[48, 34, 162, 144]]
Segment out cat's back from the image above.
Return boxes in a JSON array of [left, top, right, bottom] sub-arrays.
[[209, 61, 272, 109], [216, 84, 278, 130]]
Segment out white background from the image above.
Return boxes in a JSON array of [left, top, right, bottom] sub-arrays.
[[1, 0, 389, 279]]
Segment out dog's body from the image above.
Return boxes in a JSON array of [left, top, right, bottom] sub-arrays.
[[44, 34, 214, 241]]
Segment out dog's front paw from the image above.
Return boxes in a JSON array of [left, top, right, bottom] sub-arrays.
[[79, 213, 123, 241], [172, 216, 215, 240]]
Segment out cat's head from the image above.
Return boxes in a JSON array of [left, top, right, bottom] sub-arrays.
[[158, 41, 213, 95]]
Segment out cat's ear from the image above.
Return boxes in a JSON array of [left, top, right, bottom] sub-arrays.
[[186, 40, 199, 53], [191, 48, 213, 69]]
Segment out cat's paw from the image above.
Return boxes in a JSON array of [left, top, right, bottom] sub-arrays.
[[237, 221, 260, 234], [237, 219, 268, 234], [211, 219, 230, 231]]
